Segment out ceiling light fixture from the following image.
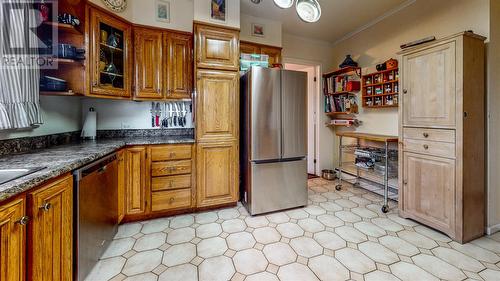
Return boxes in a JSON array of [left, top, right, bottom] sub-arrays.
[[250, 0, 262, 4], [296, 0, 321, 23], [273, 0, 294, 9]]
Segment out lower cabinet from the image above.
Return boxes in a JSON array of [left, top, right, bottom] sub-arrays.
[[0, 198, 25, 281], [124, 146, 149, 217], [0, 174, 73, 281], [196, 141, 238, 208], [27, 175, 73, 281], [402, 152, 456, 236]]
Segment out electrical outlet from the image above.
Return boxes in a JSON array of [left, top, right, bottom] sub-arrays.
[[121, 122, 131, 129]]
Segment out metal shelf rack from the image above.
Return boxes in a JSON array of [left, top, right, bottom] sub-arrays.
[[335, 132, 399, 213]]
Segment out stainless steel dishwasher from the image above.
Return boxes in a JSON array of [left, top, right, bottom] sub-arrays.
[[73, 153, 118, 281]]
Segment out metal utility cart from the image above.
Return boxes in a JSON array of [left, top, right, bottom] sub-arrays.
[[335, 132, 398, 213]]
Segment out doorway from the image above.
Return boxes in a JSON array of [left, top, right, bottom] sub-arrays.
[[284, 62, 321, 176]]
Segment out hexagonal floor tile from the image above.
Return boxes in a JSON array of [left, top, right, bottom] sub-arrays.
[[278, 263, 319, 281], [218, 208, 240, 220], [390, 261, 439, 281], [227, 232, 256, 251], [335, 211, 362, 223], [122, 249, 163, 276], [450, 241, 500, 263], [304, 205, 326, 216], [195, 212, 218, 224], [319, 201, 343, 212], [290, 237, 323, 258], [398, 230, 438, 250], [115, 223, 142, 239], [263, 242, 297, 266], [309, 255, 349, 281], [277, 222, 304, 238], [266, 212, 290, 224], [221, 219, 246, 233], [169, 215, 194, 229], [286, 209, 309, 219], [196, 223, 222, 238], [335, 226, 367, 243], [372, 218, 404, 232], [353, 222, 386, 238], [358, 241, 399, 265], [85, 257, 126, 281], [412, 254, 466, 281], [158, 263, 197, 281], [431, 246, 485, 272], [313, 231, 346, 251], [298, 218, 325, 233], [233, 249, 268, 275], [199, 256, 235, 281], [245, 216, 269, 228], [365, 270, 401, 281], [379, 235, 419, 257], [335, 248, 376, 274], [166, 227, 195, 244], [123, 272, 157, 281], [317, 214, 343, 228], [162, 243, 196, 267], [253, 227, 281, 244], [134, 232, 166, 252], [197, 237, 228, 258], [335, 199, 358, 208], [245, 272, 279, 281], [101, 238, 135, 259], [141, 218, 170, 234]]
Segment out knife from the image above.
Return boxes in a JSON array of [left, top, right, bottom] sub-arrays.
[[151, 102, 155, 127], [155, 103, 161, 127]]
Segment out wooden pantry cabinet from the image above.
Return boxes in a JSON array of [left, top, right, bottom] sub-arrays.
[[240, 41, 282, 65], [134, 27, 193, 100], [0, 174, 73, 281], [195, 23, 239, 71], [398, 32, 486, 243]]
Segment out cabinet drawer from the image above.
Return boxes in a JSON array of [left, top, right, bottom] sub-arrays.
[[152, 174, 191, 191], [151, 145, 192, 161], [403, 128, 455, 143], [151, 189, 191, 211], [151, 160, 192, 176], [404, 139, 455, 158]]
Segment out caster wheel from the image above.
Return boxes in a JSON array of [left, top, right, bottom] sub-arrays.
[[381, 205, 389, 213], [353, 182, 361, 188], [335, 184, 342, 191]]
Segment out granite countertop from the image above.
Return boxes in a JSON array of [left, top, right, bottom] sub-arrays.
[[0, 136, 195, 203]]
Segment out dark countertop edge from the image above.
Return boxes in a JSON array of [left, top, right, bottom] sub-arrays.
[[0, 137, 195, 204]]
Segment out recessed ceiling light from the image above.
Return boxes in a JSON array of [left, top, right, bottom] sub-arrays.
[[296, 0, 321, 23], [273, 0, 294, 9]]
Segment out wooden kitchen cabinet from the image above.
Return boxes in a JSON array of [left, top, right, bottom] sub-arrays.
[[196, 141, 238, 207], [399, 32, 486, 243], [117, 149, 126, 223], [89, 7, 132, 98], [240, 41, 282, 65], [195, 23, 239, 71], [196, 69, 239, 142], [134, 27, 164, 99], [0, 198, 26, 281], [240, 41, 260, 55], [125, 147, 149, 216], [27, 175, 73, 281], [167, 33, 193, 99]]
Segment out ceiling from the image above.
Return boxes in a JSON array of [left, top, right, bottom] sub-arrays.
[[240, 0, 412, 44]]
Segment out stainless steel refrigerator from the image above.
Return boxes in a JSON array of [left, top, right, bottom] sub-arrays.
[[241, 66, 308, 215]]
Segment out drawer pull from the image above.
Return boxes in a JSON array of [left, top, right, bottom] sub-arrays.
[[169, 197, 175, 203], [169, 152, 176, 158], [423, 133, 429, 138], [169, 181, 174, 188], [423, 144, 429, 150], [17, 216, 30, 225], [39, 202, 52, 212]]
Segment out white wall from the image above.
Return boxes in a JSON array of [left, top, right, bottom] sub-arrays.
[[487, 0, 500, 233], [0, 96, 82, 140], [89, 0, 194, 32], [240, 13, 282, 47], [81, 98, 193, 130], [194, 0, 240, 28]]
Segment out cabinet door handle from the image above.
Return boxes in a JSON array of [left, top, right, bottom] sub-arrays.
[[40, 202, 52, 212], [17, 216, 30, 225], [403, 89, 408, 94], [423, 144, 429, 150], [403, 180, 408, 185], [169, 197, 175, 203], [423, 133, 429, 138]]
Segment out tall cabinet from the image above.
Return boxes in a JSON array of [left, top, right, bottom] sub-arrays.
[[194, 23, 240, 208], [398, 32, 486, 243]]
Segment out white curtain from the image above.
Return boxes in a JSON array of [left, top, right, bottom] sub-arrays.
[[0, 0, 43, 130]]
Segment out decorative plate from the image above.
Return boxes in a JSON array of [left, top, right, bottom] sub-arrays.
[[101, 0, 127, 13]]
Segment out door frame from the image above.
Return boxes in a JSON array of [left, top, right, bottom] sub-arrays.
[[282, 57, 322, 175]]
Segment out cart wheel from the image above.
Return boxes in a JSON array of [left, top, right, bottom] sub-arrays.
[[381, 205, 389, 213], [353, 182, 361, 188], [335, 184, 342, 191]]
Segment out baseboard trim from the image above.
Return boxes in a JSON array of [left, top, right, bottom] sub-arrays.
[[486, 223, 500, 235]]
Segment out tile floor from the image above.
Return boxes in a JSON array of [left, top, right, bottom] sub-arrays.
[[86, 178, 500, 281]]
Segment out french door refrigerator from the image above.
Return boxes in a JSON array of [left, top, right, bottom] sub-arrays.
[[241, 66, 308, 215]]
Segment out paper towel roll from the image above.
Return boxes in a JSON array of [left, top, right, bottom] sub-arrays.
[[81, 107, 97, 140]]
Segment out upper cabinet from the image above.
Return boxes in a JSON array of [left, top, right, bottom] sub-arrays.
[[195, 24, 239, 71], [134, 27, 164, 99], [240, 41, 282, 65], [89, 7, 132, 98], [167, 33, 193, 99]]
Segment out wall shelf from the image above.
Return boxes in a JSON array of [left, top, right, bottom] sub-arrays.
[[362, 67, 399, 108]]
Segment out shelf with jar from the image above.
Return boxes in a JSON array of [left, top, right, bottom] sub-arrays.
[[362, 67, 399, 108]]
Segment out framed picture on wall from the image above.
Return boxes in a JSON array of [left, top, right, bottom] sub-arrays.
[[211, 0, 226, 22], [252, 23, 265, 37], [156, 0, 170, 23]]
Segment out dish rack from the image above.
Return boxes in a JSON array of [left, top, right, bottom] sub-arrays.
[[335, 132, 399, 213]]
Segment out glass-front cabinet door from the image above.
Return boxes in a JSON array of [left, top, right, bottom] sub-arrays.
[[89, 8, 131, 98]]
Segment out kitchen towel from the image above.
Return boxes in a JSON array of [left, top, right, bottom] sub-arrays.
[[81, 108, 97, 139]]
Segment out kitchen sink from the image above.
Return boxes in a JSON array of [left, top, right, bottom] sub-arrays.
[[0, 167, 46, 185]]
